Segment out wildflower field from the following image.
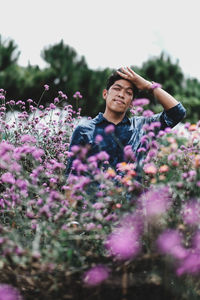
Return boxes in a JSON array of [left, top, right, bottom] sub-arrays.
[[0, 86, 200, 300]]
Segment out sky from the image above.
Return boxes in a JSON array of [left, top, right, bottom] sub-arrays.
[[1, 0, 200, 80]]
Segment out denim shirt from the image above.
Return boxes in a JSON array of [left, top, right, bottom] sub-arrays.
[[66, 103, 186, 177]]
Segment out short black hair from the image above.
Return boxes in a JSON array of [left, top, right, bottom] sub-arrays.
[[106, 69, 139, 98]]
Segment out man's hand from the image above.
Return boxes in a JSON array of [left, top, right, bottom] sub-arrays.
[[117, 67, 151, 91]]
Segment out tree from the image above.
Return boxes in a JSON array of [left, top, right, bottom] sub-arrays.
[[41, 40, 87, 98], [138, 52, 184, 95], [0, 35, 20, 71]]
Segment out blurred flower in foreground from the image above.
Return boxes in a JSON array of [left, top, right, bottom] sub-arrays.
[[143, 163, 157, 175], [105, 225, 141, 260], [157, 229, 188, 260], [181, 200, 200, 226], [176, 252, 200, 276], [139, 186, 172, 219], [104, 124, 115, 134], [0, 284, 23, 300], [132, 98, 150, 106], [83, 265, 109, 286]]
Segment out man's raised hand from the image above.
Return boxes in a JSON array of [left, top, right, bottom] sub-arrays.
[[117, 67, 151, 91]]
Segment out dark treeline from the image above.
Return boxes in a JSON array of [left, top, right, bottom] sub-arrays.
[[0, 35, 200, 122]]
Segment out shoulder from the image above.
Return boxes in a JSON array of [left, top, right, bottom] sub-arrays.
[[129, 115, 146, 125], [73, 116, 97, 133]]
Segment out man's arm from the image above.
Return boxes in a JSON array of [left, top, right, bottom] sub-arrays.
[[117, 67, 180, 110]]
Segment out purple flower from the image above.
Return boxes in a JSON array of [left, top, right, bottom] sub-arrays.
[[137, 147, 146, 153], [32, 148, 44, 160], [96, 151, 109, 161], [157, 229, 188, 260], [140, 186, 172, 219], [181, 200, 200, 226], [54, 97, 59, 104], [85, 223, 96, 230], [92, 202, 105, 209], [95, 134, 103, 143], [176, 252, 200, 276], [83, 265, 109, 286], [1, 172, 15, 184], [73, 91, 82, 99], [44, 84, 49, 91], [192, 230, 200, 250], [132, 98, 150, 106], [0, 284, 23, 300], [124, 145, 135, 161], [70, 145, 80, 154], [15, 179, 28, 191], [0, 142, 14, 156], [142, 110, 154, 117], [104, 124, 115, 134], [20, 135, 36, 143], [49, 103, 56, 110], [105, 226, 141, 260]]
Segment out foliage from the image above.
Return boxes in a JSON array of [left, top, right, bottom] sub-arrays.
[[0, 86, 200, 299], [1, 35, 200, 122]]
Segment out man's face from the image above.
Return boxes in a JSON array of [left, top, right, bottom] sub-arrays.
[[103, 79, 134, 114]]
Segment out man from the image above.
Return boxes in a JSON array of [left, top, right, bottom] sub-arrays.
[[66, 67, 186, 179]]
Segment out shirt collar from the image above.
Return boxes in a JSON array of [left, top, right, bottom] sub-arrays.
[[93, 112, 131, 125]]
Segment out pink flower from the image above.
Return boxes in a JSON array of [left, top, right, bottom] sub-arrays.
[[49, 103, 56, 109], [96, 151, 109, 161], [95, 134, 103, 143], [105, 226, 141, 260], [137, 147, 146, 153], [1, 172, 15, 184], [32, 148, 44, 160], [0, 142, 14, 156], [142, 110, 154, 117], [181, 200, 200, 226], [176, 252, 200, 276], [0, 284, 23, 300], [83, 265, 109, 286], [71, 145, 80, 153], [44, 84, 49, 91], [124, 145, 135, 161], [157, 229, 188, 260], [104, 124, 115, 134], [20, 135, 36, 143], [73, 91, 82, 99], [15, 179, 28, 191], [132, 98, 150, 106], [54, 97, 59, 104], [143, 163, 157, 175], [140, 186, 172, 218], [192, 230, 200, 250]]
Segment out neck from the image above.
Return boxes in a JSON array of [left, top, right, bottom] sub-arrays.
[[103, 109, 125, 125]]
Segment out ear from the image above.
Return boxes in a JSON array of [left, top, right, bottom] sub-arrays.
[[102, 89, 108, 100]]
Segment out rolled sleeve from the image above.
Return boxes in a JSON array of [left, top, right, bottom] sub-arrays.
[[161, 103, 186, 128]]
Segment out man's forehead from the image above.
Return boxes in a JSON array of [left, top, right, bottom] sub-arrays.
[[113, 79, 133, 90]]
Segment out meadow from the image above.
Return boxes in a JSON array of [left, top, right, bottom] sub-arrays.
[[0, 86, 200, 300]]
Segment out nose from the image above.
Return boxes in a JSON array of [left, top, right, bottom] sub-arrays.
[[118, 89, 125, 98]]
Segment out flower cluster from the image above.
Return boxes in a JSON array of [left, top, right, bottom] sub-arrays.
[[0, 89, 200, 298]]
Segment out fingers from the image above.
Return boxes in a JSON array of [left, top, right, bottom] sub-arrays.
[[117, 67, 135, 82], [127, 66, 135, 76]]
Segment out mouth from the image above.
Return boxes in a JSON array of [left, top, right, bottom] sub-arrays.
[[114, 99, 125, 105]]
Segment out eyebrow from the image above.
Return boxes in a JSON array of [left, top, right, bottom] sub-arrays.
[[113, 83, 133, 91]]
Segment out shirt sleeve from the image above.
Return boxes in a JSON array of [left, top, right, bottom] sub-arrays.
[[160, 102, 186, 129], [145, 102, 186, 129]]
